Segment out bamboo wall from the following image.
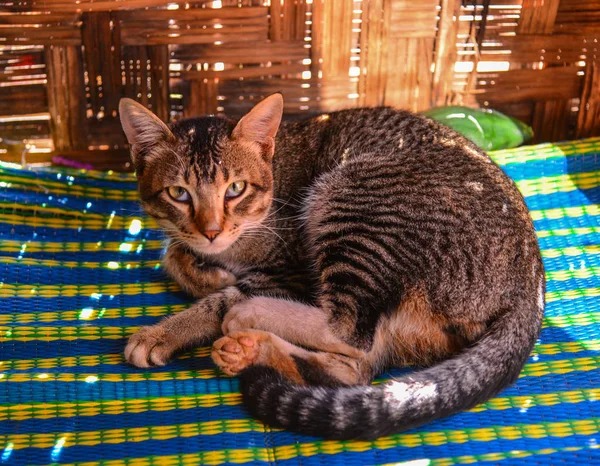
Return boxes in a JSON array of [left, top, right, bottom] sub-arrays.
[[0, 0, 599, 170]]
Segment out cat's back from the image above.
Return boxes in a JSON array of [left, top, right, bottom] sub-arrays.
[[278, 107, 521, 205]]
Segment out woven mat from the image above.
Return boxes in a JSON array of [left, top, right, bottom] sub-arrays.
[[2, 138, 600, 465]]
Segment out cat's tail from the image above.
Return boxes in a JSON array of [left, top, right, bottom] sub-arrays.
[[239, 296, 543, 440]]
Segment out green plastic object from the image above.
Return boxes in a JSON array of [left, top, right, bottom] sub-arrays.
[[422, 105, 534, 151]]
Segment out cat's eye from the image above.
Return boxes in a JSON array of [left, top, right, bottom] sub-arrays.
[[225, 181, 246, 199], [167, 186, 191, 202]]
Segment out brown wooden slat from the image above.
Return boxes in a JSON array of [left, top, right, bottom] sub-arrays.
[[0, 85, 47, 115], [0, 66, 46, 80], [557, 10, 600, 22], [389, 0, 439, 39], [121, 27, 268, 46], [2, 0, 189, 13], [0, 27, 81, 46], [478, 67, 584, 103], [559, 0, 600, 11], [0, 119, 50, 140], [179, 63, 306, 80], [0, 13, 80, 25], [481, 34, 590, 64], [173, 40, 307, 63]]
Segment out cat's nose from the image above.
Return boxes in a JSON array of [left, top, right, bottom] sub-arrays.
[[202, 229, 222, 242]]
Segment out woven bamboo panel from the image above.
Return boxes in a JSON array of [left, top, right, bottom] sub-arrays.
[[1, 0, 600, 167]]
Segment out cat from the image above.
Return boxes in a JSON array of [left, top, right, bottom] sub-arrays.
[[119, 93, 545, 440]]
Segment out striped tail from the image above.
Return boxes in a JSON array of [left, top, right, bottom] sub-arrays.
[[239, 298, 543, 440]]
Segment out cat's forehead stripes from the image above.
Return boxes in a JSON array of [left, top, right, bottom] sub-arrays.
[[172, 117, 235, 183]]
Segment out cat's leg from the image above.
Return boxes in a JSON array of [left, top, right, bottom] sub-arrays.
[[212, 329, 370, 386], [125, 287, 243, 368], [163, 241, 236, 299], [222, 297, 364, 358], [125, 272, 304, 368], [300, 162, 412, 353]]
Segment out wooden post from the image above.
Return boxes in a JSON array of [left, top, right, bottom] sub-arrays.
[[432, 0, 461, 107], [44, 45, 88, 151], [187, 79, 219, 117], [515, 0, 567, 143], [148, 46, 170, 122], [577, 61, 600, 139], [122, 45, 170, 122], [81, 12, 122, 118], [358, 0, 390, 107], [517, 0, 559, 35]]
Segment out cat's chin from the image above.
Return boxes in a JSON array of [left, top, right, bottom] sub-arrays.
[[188, 238, 237, 256]]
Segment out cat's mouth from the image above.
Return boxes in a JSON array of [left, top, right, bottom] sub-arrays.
[[179, 230, 242, 256]]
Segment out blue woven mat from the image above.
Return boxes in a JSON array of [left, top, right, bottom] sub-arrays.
[[2, 138, 600, 465]]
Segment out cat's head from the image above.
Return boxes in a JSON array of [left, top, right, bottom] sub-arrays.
[[119, 94, 283, 255]]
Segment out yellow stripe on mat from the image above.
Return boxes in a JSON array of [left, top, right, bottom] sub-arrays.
[[0, 212, 157, 230], [489, 137, 600, 166], [0, 175, 139, 200], [1, 355, 597, 384], [400, 445, 598, 466], [0, 370, 219, 383], [0, 242, 597, 269], [1, 303, 598, 342], [0, 344, 209, 370], [6, 409, 599, 452], [1, 383, 596, 424], [516, 171, 600, 197], [530, 204, 600, 221], [0, 339, 594, 372], [0, 223, 594, 258], [0, 393, 243, 422], [0, 304, 188, 325], [0, 239, 164, 253], [49, 418, 600, 466], [0, 191, 598, 233], [0, 282, 179, 298], [0, 256, 161, 270]]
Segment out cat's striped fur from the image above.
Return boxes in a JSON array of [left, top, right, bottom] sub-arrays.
[[120, 94, 545, 440]]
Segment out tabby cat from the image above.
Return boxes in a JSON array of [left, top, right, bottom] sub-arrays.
[[119, 94, 545, 440]]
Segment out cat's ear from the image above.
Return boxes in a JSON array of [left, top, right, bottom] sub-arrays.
[[119, 98, 174, 165], [232, 93, 283, 159]]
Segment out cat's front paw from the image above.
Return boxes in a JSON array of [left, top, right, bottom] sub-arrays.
[[124, 325, 178, 368]]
